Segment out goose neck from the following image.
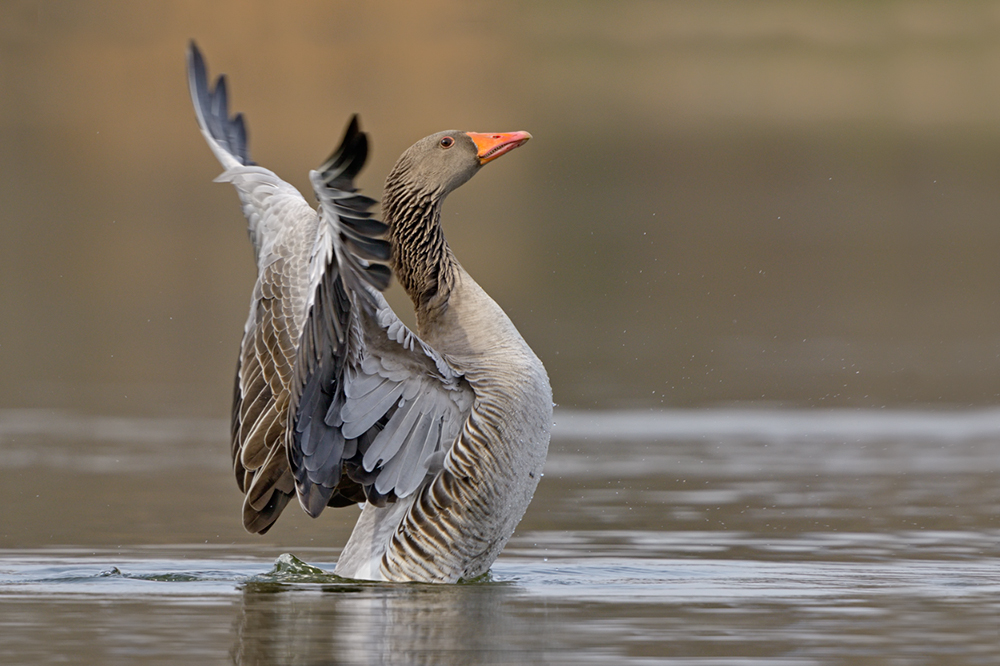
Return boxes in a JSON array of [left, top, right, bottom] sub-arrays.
[[382, 183, 456, 322]]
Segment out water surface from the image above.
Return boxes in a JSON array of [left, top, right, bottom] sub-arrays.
[[2, 409, 998, 664]]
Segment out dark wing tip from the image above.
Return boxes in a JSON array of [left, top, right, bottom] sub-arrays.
[[187, 40, 205, 81], [242, 489, 293, 534], [317, 114, 370, 192], [300, 485, 335, 518], [186, 40, 253, 166], [312, 115, 391, 293]]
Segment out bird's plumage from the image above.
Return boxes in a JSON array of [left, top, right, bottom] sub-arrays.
[[187, 42, 551, 582]]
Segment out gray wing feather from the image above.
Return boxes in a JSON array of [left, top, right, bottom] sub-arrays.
[[344, 293, 474, 496], [362, 391, 425, 464], [375, 412, 435, 495], [340, 381, 406, 437]]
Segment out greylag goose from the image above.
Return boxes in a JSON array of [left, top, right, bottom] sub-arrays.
[[186, 43, 551, 583]]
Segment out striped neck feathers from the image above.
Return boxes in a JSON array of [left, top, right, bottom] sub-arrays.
[[382, 169, 456, 322]]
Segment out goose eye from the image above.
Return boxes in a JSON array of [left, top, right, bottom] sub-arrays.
[[440, 136, 454, 148]]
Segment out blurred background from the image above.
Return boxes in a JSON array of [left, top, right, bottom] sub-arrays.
[[5, 0, 1000, 418]]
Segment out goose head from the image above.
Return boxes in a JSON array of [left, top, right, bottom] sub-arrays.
[[385, 130, 531, 197]]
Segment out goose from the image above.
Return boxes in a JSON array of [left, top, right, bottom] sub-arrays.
[[186, 42, 551, 583]]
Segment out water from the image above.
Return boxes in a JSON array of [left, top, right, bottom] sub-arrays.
[[2, 409, 998, 665]]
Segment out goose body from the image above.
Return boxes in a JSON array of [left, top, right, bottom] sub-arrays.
[[186, 43, 551, 582]]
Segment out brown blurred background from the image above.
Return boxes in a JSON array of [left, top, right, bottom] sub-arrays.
[[5, 0, 1000, 416]]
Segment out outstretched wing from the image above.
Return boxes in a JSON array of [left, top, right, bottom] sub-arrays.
[[188, 41, 328, 533]]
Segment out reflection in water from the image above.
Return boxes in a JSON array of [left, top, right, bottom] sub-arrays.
[[232, 576, 534, 666]]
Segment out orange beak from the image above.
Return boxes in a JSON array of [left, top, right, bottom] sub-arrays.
[[467, 131, 532, 165]]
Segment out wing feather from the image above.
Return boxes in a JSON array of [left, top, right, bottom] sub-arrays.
[[341, 382, 406, 436], [374, 412, 434, 494], [362, 392, 425, 468], [397, 416, 444, 498]]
